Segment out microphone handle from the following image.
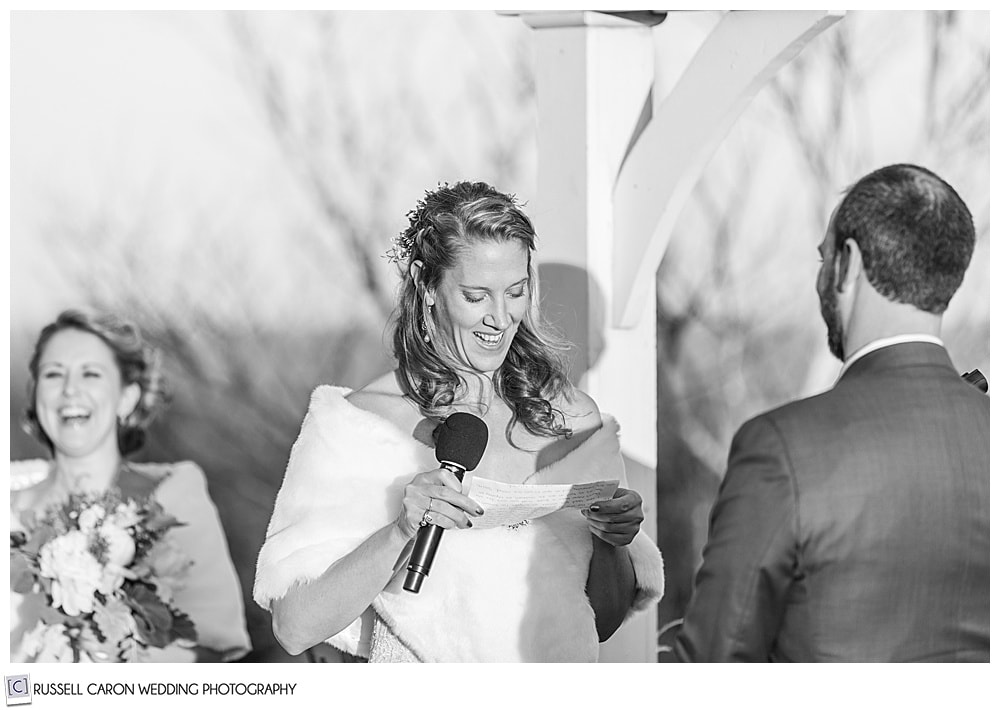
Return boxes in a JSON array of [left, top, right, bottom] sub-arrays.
[[402, 465, 464, 594]]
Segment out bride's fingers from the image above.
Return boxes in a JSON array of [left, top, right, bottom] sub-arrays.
[[423, 497, 473, 530], [419, 510, 468, 530], [399, 484, 440, 536], [584, 516, 641, 534], [582, 511, 644, 527], [420, 467, 465, 492], [399, 470, 482, 536], [425, 486, 483, 518], [410, 468, 462, 493], [588, 491, 642, 517]]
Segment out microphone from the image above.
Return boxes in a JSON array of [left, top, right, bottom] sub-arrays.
[[403, 412, 488, 593]]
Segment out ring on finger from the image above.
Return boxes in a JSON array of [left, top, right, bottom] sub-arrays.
[[420, 506, 433, 527]]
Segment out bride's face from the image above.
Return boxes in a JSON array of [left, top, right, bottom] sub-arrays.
[[34, 328, 140, 460], [431, 239, 530, 377]]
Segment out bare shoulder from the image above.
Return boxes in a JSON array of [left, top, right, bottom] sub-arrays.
[[347, 371, 420, 428], [555, 387, 602, 435]]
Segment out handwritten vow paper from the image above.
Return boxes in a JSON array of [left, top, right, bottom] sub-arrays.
[[463, 477, 619, 529]]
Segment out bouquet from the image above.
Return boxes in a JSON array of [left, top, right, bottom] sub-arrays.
[[10, 489, 197, 662]]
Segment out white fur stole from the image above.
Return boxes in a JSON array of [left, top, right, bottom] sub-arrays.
[[254, 386, 664, 661]]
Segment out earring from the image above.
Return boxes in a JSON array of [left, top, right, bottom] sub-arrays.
[[422, 301, 433, 343]]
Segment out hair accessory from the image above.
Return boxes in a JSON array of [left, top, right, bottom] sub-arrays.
[[384, 184, 443, 264], [383, 181, 524, 265], [384, 228, 416, 265]]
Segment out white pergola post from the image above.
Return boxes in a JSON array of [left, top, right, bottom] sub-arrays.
[[521, 11, 659, 663], [513, 10, 843, 662]]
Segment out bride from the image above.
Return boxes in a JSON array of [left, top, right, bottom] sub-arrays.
[[255, 181, 664, 662]]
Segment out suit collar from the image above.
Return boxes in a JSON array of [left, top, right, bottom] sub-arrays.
[[840, 334, 944, 374], [836, 341, 955, 385]]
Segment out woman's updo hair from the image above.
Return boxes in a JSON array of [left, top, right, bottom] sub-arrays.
[[23, 309, 169, 456], [390, 181, 574, 441]]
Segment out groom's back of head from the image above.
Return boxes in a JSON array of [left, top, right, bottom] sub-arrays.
[[832, 163, 976, 314]]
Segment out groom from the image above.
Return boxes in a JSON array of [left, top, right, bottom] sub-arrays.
[[674, 164, 989, 662]]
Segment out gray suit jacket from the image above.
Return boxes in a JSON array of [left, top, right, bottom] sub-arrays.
[[675, 342, 989, 661]]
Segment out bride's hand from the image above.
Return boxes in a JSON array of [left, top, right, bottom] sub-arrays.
[[583, 487, 644, 547], [396, 468, 483, 538]]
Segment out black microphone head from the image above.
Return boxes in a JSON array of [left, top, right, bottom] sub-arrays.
[[435, 412, 488, 471]]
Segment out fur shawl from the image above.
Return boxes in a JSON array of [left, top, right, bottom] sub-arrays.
[[254, 386, 664, 662]]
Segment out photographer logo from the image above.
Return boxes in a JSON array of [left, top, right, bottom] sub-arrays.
[[5, 676, 31, 706]]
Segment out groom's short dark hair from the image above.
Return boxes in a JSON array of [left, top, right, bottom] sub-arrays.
[[833, 163, 975, 314]]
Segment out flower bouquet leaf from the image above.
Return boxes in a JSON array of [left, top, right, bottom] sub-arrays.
[[10, 488, 198, 662]]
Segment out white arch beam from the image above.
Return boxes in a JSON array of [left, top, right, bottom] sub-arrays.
[[612, 10, 844, 328]]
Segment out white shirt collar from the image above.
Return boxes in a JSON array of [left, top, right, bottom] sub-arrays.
[[838, 334, 945, 381]]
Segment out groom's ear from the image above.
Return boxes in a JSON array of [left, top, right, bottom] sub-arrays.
[[836, 238, 863, 293]]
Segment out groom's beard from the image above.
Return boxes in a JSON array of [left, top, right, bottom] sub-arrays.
[[819, 275, 846, 362]]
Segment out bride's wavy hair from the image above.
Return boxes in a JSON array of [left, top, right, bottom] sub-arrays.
[[390, 181, 574, 442]]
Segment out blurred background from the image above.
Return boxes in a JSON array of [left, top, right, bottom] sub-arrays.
[[9, 11, 989, 662]]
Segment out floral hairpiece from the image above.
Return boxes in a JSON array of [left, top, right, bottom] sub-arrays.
[[382, 182, 524, 265], [384, 184, 448, 265], [383, 226, 415, 265]]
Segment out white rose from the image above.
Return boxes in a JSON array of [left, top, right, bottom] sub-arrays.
[[14, 620, 76, 663], [78, 505, 105, 533], [100, 523, 136, 568], [111, 501, 141, 529], [39, 531, 103, 616], [97, 522, 137, 594], [35, 623, 77, 663]]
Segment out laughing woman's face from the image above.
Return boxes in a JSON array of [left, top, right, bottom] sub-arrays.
[[34, 328, 139, 460], [431, 239, 530, 377]]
